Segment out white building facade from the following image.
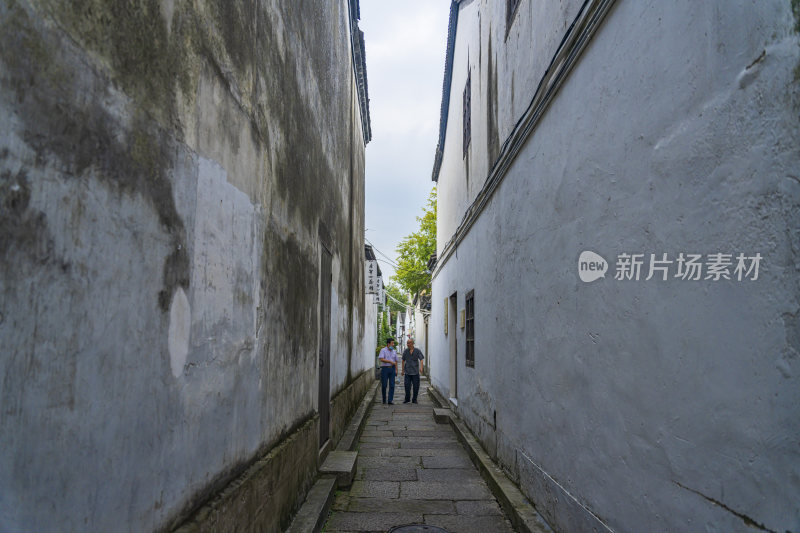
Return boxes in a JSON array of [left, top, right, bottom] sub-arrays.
[[428, 1, 799, 532]]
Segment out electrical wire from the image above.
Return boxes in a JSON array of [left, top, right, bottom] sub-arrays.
[[383, 290, 409, 308], [365, 238, 400, 268]]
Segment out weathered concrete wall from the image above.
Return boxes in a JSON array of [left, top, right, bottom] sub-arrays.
[[173, 368, 373, 533], [436, 0, 584, 250], [0, 0, 369, 531], [431, 1, 800, 532], [174, 416, 319, 533], [329, 368, 373, 450], [362, 292, 379, 379], [412, 307, 428, 361]]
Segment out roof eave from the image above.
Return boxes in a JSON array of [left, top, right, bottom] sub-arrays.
[[431, 1, 461, 182]]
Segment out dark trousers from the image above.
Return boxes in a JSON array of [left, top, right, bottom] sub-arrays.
[[380, 366, 396, 403], [404, 374, 420, 402]]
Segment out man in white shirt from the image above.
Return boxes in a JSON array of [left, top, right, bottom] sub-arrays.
[[378, 337, 399, 405]]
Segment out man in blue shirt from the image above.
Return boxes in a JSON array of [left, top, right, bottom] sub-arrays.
[[378, 337, 399, 405]]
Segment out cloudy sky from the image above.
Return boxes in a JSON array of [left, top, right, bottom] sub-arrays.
[[359, 1, 451, 281]]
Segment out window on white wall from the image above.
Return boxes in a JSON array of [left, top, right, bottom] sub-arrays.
[[462, 69, 471, 158], [465, 290, 474, 368], [506, 0, 521, 34]]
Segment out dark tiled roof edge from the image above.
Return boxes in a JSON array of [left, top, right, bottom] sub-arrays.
[[431, 1, 461, 182], [350, 0, 372, 143]]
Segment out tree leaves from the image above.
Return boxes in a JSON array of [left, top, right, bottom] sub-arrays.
[[394, 187, 436, 297]]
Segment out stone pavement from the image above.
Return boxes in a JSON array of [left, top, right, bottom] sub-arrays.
[[323, 378, 516, 533]]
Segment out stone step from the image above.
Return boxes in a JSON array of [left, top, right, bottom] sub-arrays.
[[433, 408, 451, 424], [337, 382, 378, 452], [285, 476, 337, 533], [426, 386, 449, 409], [319, 450, 358, 488]]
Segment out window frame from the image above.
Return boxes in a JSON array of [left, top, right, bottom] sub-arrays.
[[506, 0, 521, 37], [465, 290, 475, 368], [462, 69, 471, 158]]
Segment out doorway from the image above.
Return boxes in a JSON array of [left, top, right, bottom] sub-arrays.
[[424, 320, 429, 378], [318, 248, 332, 449], [448, 292, 457, 400]]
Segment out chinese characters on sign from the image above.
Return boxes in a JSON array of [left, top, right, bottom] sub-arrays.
[[375, 278, 385, 306], [578, 251, 762, 283], [365, 260, 378, 293], [613, 253, 762, 281], [365, 260, 384, 304]]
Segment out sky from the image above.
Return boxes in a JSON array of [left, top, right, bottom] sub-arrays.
[[359, 1, 451, 281]]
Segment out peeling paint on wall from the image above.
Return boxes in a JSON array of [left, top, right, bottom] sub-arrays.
[[169, 287, 191, 378]]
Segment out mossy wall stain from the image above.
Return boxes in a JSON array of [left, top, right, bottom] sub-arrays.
[[0, 2, 189, 311], [0, 166, 60, 275], [261, 227, 319, 363], [0, 0, 369, 530], [40, 0, 192, 127], [486, 30, 500, 169]]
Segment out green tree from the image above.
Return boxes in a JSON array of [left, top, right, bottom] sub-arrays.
[[376, 282, 408, 352], [394, 187, 436, 297], [376, 310, 392, 354], [384, 281, 409, 313]]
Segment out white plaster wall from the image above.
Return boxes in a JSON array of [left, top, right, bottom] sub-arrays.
[[412, 307, 427, 357], [0, 0, 369, 531], [432, 1, 800, 531], [428, 285, 449, 395], [362, 294, 379, 376], [437, 0, 584, 250]]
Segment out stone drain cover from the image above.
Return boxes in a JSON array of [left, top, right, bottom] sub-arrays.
[[387, 526, 451, 533]]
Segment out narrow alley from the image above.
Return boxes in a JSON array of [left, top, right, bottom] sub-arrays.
[[324, 380, 515, 533], [1, 0, 798, 532]]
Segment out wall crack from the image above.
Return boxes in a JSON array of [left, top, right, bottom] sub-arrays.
[[673, 481, 776, 532]]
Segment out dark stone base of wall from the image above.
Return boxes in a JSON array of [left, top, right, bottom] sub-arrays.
[[432, 385, 612, 533], [173, 417, 319, 533], [329, 369, 373, 450], [172, 368, 373, 533]]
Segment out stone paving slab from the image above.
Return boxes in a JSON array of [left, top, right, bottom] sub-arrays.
[[346, 497, 456, 515], [349, 480, 399, 499], [400, 440, 462, 449], [324, 379, 517, 533], [325, 511, 424, 532], [362, 466, 418, 482], [455, 499, 505, 516], [331, 491, 352, 512], [424, 513, 515, 533], [360, 429, 394, 437], [359, 436, 404, 444], [400, 481, 493, 500], [396, 435, 459, 442], [359, 447, 470, 458], [421, 455, 475, 469], [391, 430, 454, 437], [357, 456, 420, 469], [359, 441, 400, 449], [416, 468, 480, 482]]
